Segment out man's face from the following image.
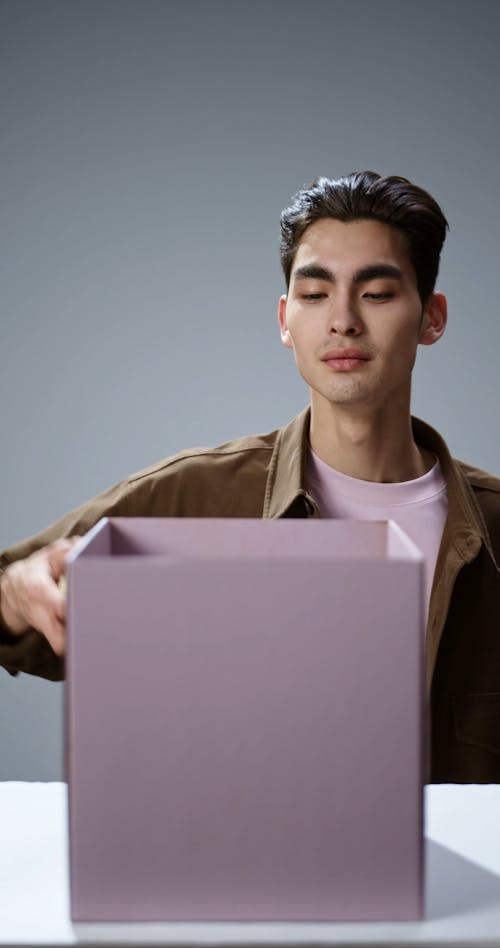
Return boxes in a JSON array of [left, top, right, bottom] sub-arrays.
[[278, 218, 444, 414]]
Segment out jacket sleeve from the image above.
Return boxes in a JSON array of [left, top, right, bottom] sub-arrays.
[[0, 438, 267, 679], [0, 477, 132, 680]]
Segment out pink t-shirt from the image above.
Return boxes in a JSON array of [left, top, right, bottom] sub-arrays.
[[306, 449, 448, 619]]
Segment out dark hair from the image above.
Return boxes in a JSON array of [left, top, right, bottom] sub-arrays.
[[280, 171, 448, 304]]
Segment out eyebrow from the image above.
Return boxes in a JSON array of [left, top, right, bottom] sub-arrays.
[[292, 263, 404, 284], [293, 264, 334, 282]]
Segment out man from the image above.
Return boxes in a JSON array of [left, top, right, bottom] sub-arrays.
[[1, 171, 499, 782]]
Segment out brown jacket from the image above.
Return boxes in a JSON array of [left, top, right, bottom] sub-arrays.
[[1, 408, 500, 782]]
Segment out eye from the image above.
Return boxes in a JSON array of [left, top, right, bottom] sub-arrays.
[[302, 292, 328, 301], [363, 292, 393, 301]]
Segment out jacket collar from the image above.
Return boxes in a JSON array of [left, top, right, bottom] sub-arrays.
[[411, 416, 498, 568], [263, 408, 312, 519], [264, 406, 496, 566]]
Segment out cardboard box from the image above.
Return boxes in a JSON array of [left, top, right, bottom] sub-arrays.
[[67, 517, 424, 922]]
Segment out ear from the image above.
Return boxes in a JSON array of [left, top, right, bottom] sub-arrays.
[[278, 295, 294, 349], [419, 292, 447, 346]]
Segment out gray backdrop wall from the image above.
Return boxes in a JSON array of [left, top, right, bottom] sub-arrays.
[[1, 0, 499, 779]]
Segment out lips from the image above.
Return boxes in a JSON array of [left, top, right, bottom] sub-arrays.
[[320, 348, 371, 361], [320, 347, 372, 372]]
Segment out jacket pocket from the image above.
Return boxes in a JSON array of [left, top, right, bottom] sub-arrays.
[[453, 692, 500, 758]]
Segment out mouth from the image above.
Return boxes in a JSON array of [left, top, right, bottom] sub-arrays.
[[320, 348, 371, 371]]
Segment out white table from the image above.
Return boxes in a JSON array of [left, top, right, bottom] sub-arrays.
[[2, 783, 500, 945]]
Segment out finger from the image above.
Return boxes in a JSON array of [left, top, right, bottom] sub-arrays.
[[31, 608, 66, 656], [32, 572, 68, 654], [46, 617, 65, 657], [54, 582, 67, 625], [20, 569, 66, 630], [55, 535, 81, 549], [28, 602, 66, 655], [46, 537, 81, 582], [0, 574, 30, 634], [58, 574, 67, 600]]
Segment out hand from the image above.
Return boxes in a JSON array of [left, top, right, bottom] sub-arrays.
[[0, 537, 81, 656]]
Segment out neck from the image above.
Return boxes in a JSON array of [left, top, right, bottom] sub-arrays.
[[309, 395, 434, 483]]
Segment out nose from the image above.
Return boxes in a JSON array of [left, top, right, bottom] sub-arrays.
[[327, 297, 363, 337]]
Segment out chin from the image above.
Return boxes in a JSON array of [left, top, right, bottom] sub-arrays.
[[324, 384, 375, 405]]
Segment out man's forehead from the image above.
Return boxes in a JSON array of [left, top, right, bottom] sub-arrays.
[[292, 217, 411, 274]]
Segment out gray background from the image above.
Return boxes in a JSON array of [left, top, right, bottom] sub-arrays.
[[1, 0, 499, 780]]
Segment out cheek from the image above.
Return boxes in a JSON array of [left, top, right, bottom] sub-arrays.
[[387, 324, 421, 370], [288, 330, 315, 364], [286, 314, 319, 349], [384, 313, 422, 348]]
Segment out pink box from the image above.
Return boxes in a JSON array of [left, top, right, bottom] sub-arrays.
[[66, 517, 424, 922]]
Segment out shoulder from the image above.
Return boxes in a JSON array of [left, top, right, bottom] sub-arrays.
[[413, 416, 500, 505], [127, 428, 278, 484], [124, 426, 282, 518], [413, 416, 500, 555], [456, 460, 500, 496], [455, 460, 500, 556]]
